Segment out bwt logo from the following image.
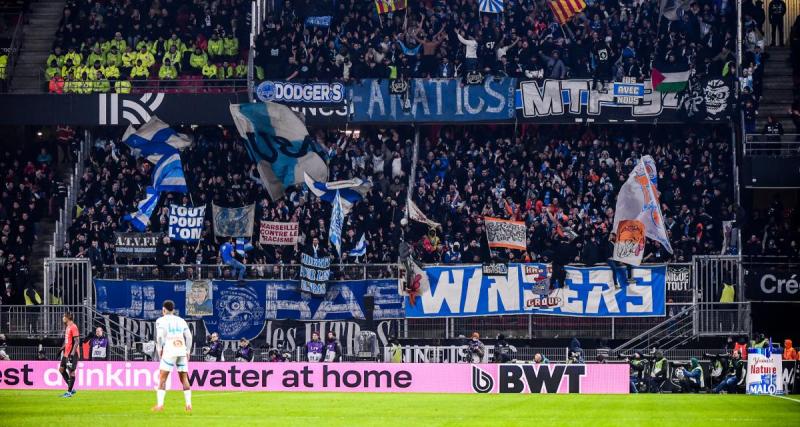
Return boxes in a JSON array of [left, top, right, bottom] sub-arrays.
[[472, 364, 586, 393], [98, 93, 165, 125], [471, 366, 494, 393]]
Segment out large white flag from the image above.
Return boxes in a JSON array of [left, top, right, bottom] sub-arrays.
[[406, 199, 441, 229], [612, 155, 673, 265]]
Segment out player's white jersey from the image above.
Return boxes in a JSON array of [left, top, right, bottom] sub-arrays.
[[156, 314, 191, 359]]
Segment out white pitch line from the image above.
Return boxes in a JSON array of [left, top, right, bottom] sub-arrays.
[[769, 394, 800, 404]]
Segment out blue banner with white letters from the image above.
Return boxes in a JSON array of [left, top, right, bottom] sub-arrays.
[[94, 279, 403, 340], [349, 78, 516, 123], [405, 263, 666, 318]]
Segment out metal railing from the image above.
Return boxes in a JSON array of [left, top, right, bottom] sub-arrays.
[[0, 304, 92, 339], [98, 263, 400, 281], [744, 134, 800, 156], [614, 305, 696, 354], [50, 130, 92, 258]]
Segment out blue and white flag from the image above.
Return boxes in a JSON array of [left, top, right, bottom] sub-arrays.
[[152, 152, 188, 193], [235, 238, 254, 256], [348, 234, 367, 257], [123, 116, 192, 163], [305, 16, 332, 27], [329, 191, 344, 256], [124, 187, 159, 231], [479, 0, 504, 13], [304, 172, 370, 216], [230, 102, 329, 201]]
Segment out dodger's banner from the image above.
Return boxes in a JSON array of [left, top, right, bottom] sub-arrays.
[[168, 205, 206, 241], [349, 78, 516, 123], [94, 279, 403, 340], [405, 263, 666, 318], [0, 361, 629, 393]]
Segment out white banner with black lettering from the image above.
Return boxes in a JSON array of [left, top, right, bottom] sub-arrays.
[[168, 205, 206, 241]]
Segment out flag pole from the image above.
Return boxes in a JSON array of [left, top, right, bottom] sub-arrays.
[[405, 123, 420, 221]]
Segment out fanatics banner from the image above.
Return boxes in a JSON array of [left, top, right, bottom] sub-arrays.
[[113, 232, 162, 257], [0, 361, 629, 394]]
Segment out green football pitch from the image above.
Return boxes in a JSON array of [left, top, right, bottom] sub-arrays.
[[1, 390, 798, 426]]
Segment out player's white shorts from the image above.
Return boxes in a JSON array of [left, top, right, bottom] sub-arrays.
[[159, 355, 189, 373]]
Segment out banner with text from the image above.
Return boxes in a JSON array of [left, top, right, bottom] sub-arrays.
[[168, 205, 206, 241], [405, 263, 666, 318], [94, 278, 402, 340], [299, 253, 331, 296], [0, 361, 628, 394], [517, 78, 731, 123], [259, 221, 299, 245], [349, 78, 516, 123], [113, 232, 162, 258]]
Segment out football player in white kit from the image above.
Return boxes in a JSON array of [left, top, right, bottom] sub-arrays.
[[153, 300, 194, 413]]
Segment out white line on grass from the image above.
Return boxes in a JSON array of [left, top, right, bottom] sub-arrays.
[[769, 394, 800, 404]]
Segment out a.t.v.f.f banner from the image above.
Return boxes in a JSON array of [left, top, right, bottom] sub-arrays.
[[405, 264, 666, 318], [94, 279, 403, 340], [349, 78, 517, 123], [0, 361, 628, 394]]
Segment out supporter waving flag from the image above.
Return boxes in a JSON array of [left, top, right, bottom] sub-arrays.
[[122, 116, 192, 163], [304, 173, 371, 217], [612, 155, 673, 265], [348, 234, 367, 258], [547, 0, 587, 24], [230, 103, 328, 201], [124, 187, 159, 232], [479, 0, 504, 13], [152, 152, 188, 193], [375, 0, 406, 14]]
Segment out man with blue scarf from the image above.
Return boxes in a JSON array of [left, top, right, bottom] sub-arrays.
[[680, 358, 705, 393]]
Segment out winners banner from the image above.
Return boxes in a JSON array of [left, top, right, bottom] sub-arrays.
[[405, 263, 666, 318], [260, 221, 299, 245], [0, 361, 628, 394]]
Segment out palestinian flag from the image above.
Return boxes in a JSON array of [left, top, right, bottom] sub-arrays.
[[651, 65, 690, 93]]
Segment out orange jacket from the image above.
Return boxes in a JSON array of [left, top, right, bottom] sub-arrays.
[[784, 339, 798, 361]]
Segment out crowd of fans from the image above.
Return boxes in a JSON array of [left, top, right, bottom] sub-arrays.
[[45, 0, 251, 94], [63, 123, 740, 273], [742, 195, 800, 257], [256, 0, 737, 84], [0, 136, 61, 305], [43, 0, 740, 93]]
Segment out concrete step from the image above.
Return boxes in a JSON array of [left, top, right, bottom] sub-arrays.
[[761, 79, 795, 90]]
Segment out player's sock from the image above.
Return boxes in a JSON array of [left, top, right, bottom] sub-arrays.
[[157, 389, 166, 407], [67, 376, 75, 393], [183, 390, 192, 406], [60, 370, 70, 386]]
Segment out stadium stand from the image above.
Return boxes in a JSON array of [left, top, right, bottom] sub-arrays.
[[45, 0, 251, 93], [63, 123, 735, 273], [0, 138, 59, 305], [255, 0, 737, 82]]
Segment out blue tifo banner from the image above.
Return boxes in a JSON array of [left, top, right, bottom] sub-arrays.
[[349, 78, 516, 123], [405, 263, 666, 318], [94, 279, 403, 340], [300, 253, 331, 296]]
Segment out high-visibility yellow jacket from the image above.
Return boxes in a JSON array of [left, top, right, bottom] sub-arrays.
[[158, 64, 177, 79], [207, 38, 224, 56], [190, 52, 208, 69], [202, 63, 218, 78], [223, 36, 239, 57], [115, 79, 132, 93]]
